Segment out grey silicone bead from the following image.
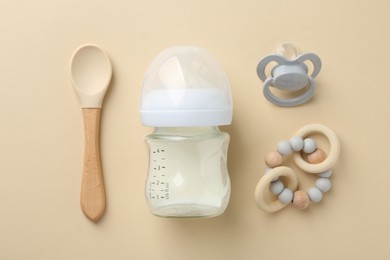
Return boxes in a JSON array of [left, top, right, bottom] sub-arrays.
[[318, 169, 333, 178], [303, 138, 317, 154], [316, 178, 331, 192], [277, 140, 293, 156], [289, 136, 304, 151], [270, 180, 284, 195], [308, 187, 323, 203], [278, 188, 293, 204]]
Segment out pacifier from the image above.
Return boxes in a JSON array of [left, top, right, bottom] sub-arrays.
[[256, 44, 322, 107]]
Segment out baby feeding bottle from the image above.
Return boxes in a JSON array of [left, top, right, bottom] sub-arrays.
[[140, 46, 233, 218]]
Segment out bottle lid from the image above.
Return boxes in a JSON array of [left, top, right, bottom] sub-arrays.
[[140, 46, 233, 127]]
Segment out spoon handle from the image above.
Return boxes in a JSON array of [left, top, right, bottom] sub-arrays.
[[80, 108, 106, 222]]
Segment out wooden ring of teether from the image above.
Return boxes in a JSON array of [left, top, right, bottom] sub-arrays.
[[293, 124, 340, 174], [254, 166, 298, 213]]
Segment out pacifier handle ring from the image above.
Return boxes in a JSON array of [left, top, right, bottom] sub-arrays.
[[263, 77, 316, 107], [256, 54, 287, 82], [296, 53, 322, 79]]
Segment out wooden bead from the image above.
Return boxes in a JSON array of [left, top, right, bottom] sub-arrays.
[[265, 151, 283, 168], [293, 190, 310, 209], [307, 148, 326, 164]]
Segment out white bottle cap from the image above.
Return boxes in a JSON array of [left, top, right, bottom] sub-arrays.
[[140, 46, 233, 127]]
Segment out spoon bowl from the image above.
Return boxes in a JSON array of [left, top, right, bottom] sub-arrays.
[[71, 44, 112, 108]]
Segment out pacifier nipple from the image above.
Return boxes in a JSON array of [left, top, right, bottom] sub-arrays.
[[276, 43, 298, 60]]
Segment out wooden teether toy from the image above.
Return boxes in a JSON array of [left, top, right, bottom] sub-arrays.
[[254, 124, 340, 213]]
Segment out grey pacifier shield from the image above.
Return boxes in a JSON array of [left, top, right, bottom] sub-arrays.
[[257, 52, 322, 107]]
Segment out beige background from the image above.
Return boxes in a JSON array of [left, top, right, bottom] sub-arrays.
[[1, 0, 390, 259]]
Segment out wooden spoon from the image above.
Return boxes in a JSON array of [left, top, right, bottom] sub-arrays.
[[70, 44, 112, 222]]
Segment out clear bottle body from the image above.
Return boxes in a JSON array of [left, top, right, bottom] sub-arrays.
[[144, 126, 230, 218]]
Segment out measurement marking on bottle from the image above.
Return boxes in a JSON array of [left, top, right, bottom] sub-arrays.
[[149, 148, 169, 200]]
